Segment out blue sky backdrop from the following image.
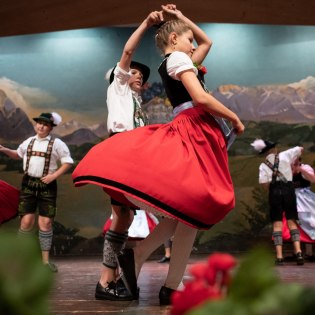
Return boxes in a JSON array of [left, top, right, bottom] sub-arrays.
[[0, 23, 314, 124]]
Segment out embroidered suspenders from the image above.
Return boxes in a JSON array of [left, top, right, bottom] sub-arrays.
[[25, 138, 55, 177], [264, 154, 287, 183], [133, 96, 148, 128]]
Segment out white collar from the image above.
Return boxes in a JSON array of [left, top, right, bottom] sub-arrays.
[[35, 134, 51, 141]]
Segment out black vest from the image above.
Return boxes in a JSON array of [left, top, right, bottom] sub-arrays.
[[293, 172, 310, 188], [158, 54, 204, 108]]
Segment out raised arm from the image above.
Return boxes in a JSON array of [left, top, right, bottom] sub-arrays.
[[161, 4, 212, 65], [119, 11, 164, 71]]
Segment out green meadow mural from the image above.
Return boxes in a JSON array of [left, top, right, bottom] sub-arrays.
[[1, 23, 315, 254]]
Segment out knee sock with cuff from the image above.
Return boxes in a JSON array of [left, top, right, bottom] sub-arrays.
[[273, 231, 283, 246], [103, 229, 128, 269], [290, 229, 300, 243], [39, 229, 53, 251], [18, 228, 35, 239]]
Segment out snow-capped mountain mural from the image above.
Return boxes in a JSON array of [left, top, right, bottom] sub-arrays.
[[1, 76, 315, 145], [212, 76, 315, 124], [0, 90, 35, 142], [53, 120, 89, 137]]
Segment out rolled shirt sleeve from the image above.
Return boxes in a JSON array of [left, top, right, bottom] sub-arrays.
[[54, 139, 74, 165]]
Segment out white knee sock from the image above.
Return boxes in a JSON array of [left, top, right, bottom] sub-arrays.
[[134, 217, 177, 277], [164, 222, 197, 290]]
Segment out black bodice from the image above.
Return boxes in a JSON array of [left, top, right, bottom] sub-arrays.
[[158, 54, 204, 108], [293, 172, 311, 188]]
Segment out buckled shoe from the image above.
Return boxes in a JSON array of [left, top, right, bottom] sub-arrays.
[[275, 258, 284, 266], [296, 252, 304, 266], [95, 281, 133, 301], [159, 285, 175, 305], [44, 262, 58, 273], [158, 256, 171, 263]]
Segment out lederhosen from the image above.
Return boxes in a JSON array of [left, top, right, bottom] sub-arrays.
[[19, 138, 57, 216], [265, 154, 298, 222]]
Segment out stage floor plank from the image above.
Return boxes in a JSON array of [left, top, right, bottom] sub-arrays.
[[50, 254, 315, 315]]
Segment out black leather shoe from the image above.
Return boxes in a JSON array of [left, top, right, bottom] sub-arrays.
[[275, 258, 284, 266], [116, 278, 140, 300], [159, 285, 175, 306], [44, 262, 58, 273], [296, 252, 304, 265], [158, 256, 170, 263], [117, 248, 138, 297], [95, 281, 133, 301]]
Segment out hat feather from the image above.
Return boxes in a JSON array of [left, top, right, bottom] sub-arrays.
[[251, 139, 266, 152], [105, 67, 114, 82], [51, 112, 62, 126]]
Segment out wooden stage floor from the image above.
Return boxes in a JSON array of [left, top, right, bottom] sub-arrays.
[[50, 254, 315, 315]]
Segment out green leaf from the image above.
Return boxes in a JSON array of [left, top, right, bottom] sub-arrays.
[[229, 246, 279, 304], [0, 232, 53, 315], [187, 246, 315, 315]]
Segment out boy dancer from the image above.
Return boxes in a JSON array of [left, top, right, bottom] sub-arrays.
[[251, 139, 304, 265], [94, 10, 163, 301], [0, 112, 73, 272]]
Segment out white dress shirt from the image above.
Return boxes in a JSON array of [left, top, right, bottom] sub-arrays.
[[258, 146, 302, 184], [17, 135, 73, 178], [106, 63, 142, 134]]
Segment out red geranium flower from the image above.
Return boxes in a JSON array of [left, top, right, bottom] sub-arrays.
[[171, 280, 222, 315], [170, 253, 237, 315], [208, 252, 237, 272], [199, 65, 207, 74], [204, 266, 216, 286], [189, 262, 208, 280], [193, 63, 208, 75]]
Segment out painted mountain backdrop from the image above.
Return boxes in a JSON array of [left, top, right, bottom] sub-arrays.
[[1, 76, 315, 144], [212, 76, 315, 124]]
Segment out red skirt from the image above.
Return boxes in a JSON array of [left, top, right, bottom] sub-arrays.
[[72, 107, 235, 230], [282, 215, 315, 243], [0, 180, 19, 224]]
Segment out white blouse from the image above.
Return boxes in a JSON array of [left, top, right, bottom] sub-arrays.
[[166, 51, 197, 80]]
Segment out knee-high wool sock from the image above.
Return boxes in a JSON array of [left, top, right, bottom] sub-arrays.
[[290, 229, 300, 242], [17, 228, 34, 239], [39, 229, 53, 251], [103, 229, 128, 269]]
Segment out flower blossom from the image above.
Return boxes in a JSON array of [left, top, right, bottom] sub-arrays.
[[170, 252, 237, 315], [193, 62, 208, 74]]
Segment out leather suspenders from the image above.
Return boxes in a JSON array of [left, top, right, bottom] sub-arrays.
[[25, 138, 55, 177], [264, 154, 287, 183]]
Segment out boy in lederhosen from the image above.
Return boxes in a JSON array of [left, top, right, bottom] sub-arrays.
[[91, 10, 166, 301], [0, 112, 73, 272], [251, 139, 304, 265]]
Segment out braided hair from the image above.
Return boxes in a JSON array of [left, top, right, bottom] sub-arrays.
[[155, 20, 191, 54]]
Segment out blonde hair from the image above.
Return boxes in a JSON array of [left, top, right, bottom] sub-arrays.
[[155, 20, 191, 54]]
